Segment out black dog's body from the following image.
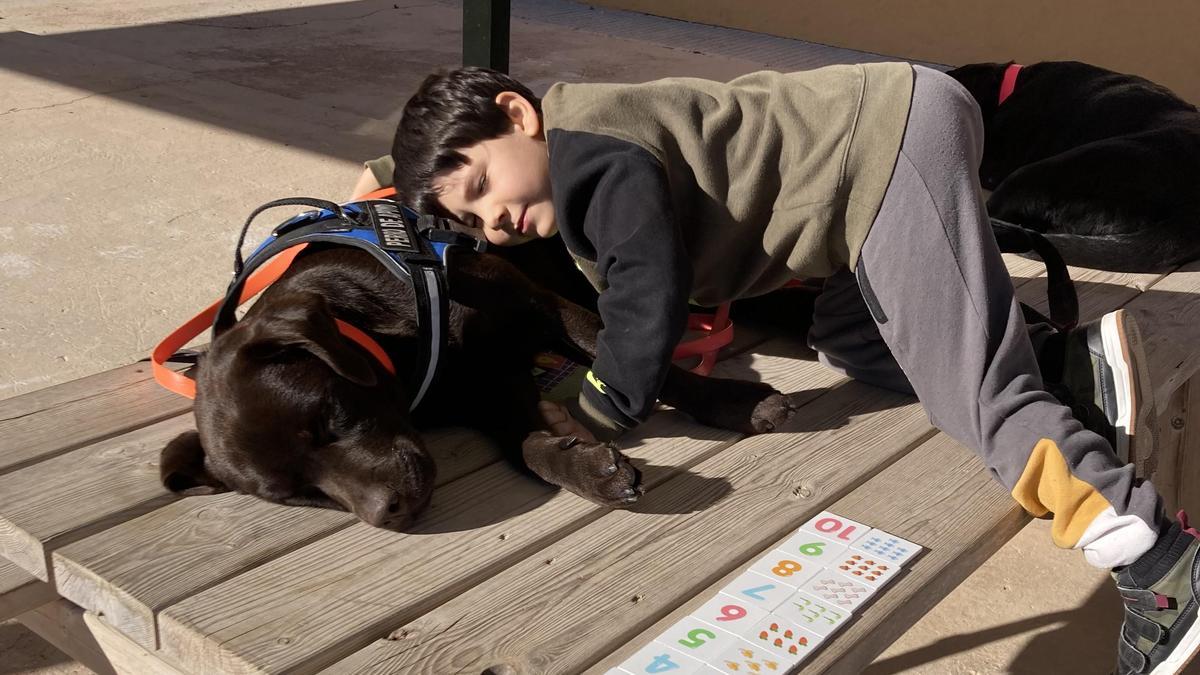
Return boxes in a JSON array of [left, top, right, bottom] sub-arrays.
[[161, 236, 798, 529], [948, 60, 1200, 272]]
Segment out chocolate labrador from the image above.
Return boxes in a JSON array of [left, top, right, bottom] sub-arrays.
[[948, 60, 1200, 272], [159, 237, 801, 529]]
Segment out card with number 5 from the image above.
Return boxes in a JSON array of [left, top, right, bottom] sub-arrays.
[[654, 615, 741, 663]]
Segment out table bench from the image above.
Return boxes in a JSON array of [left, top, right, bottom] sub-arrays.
[[2, 256, 1198, 674]]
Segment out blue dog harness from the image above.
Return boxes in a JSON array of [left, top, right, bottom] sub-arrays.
[[215, 196, 486, 410]]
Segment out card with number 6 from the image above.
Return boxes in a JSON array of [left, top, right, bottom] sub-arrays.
[[689, 593, 768, 638]]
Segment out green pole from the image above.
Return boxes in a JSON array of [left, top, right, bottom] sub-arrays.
[[462, 0, 511, 72]]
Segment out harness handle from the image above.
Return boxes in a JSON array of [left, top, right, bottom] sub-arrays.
[[233, 197, 353, 277]]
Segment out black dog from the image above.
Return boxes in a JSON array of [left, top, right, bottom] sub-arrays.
[[159, 237, 801, 530], [948, 60, 1200, 272]]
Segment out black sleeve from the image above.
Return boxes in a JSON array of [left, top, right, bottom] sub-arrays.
[[548, 130, 692, 435]]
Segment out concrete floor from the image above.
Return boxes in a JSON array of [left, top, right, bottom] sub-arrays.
[[0, 0, 1166, 672]]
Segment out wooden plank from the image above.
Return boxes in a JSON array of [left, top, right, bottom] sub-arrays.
[[17, 599, 118, 675], [83, 611, 189, 675], [316, 378, 935, 675], [1169, 378, 1200, 516], [155, 343, 845, 673], [0, 415, 187, 580], [1124, 261, 1200, 407], [0, 558, 55, 622], [590, 434, 1026, 674], [0, 362, 191, 475], [17, 599, 188, 675], [1015, 265, 1164, 324], [52, 427, 507, 651], [1153, 380, 1189, 514]]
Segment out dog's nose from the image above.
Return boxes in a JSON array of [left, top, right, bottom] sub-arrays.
[[361, 490, 422, 529]]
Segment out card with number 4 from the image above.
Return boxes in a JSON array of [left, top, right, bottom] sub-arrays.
[[852, 529, 922, 567], [747, 550, 819, 589], [620, 640, 708, 674], [721, 569, 795, 612], [689, 593, 768, 639], [656, 615, 742, 663], [798, 511, 869, 546]]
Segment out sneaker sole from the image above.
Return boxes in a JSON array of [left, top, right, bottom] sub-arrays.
[[1100, 309, 1155, 467], [1151, 607, 1200, 675]]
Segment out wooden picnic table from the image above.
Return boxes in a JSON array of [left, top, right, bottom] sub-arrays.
[[2, 256, 1199, 674]]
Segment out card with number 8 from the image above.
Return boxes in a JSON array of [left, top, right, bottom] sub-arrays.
[[689, 593, 768, 638], [748, 549, 818, 588]]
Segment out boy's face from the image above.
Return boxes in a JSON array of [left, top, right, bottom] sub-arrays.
[[433, 92, 556, 247]]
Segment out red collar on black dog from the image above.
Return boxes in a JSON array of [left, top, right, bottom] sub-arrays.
[[998, 63, 1023, 105]]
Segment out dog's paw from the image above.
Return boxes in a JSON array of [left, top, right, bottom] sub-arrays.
[[686, 379, 803, 434], [747, 391, 806, 433], [522, 432, 643, 508]]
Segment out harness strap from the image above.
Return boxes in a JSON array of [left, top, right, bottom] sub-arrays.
[[151, 243, 396, 399], [999, 63, 1023, 105]]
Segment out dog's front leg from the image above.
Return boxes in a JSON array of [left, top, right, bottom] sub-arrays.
[[521, 432, 643, 508], [659, 367, 804, 434]]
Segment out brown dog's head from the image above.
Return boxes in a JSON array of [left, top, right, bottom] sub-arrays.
[[160, 291, 436, 530]]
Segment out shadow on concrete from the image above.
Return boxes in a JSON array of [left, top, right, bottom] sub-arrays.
[[0, 620, 76, 675], [0, 0, 457, 164]]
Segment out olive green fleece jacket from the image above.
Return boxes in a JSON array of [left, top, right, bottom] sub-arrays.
[[376, 62, 914, 437]]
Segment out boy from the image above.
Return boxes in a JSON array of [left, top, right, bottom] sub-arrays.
[[373, 65, 1198, 673]]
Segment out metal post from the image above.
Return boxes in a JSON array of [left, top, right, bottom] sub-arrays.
[[462, 0, 511, 72]]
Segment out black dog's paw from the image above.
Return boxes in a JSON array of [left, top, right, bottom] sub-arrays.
[[522, 432, 643, 508], [689, 380, 803, 434], [747, 391, 806, 433]]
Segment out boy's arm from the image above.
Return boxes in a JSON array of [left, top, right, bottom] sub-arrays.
[[549, 132, 692, 439]]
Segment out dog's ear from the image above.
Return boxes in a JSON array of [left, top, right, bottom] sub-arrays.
[[161, 431, 230, 496], [245, 293, 378, 387]]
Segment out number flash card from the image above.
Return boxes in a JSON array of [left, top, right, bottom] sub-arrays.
[[656, 615, 741, 663], [748, 615, 824, 662], [747, 550, 819, 589], [619, 640, 708, 674], [777, 531, 849, 568], [689, 593, 769, 639], [833, 551, 902, 588], [721, 569, 796, 612], [798, 572, 876, 611], [798, 511, 869, 546], [852, 529, 922, 567], [711, 639, 799, 674], [772, 590, 851, 637]]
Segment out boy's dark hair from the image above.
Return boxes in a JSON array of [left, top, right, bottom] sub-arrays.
[[390, 67, 542, 217]]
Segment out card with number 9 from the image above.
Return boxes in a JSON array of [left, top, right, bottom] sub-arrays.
[[778, 530, 848, 568]]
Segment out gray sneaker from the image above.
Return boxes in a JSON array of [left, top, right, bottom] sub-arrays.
[[1057, 309, 1157, 467], [1115, 514, 1200, 674]]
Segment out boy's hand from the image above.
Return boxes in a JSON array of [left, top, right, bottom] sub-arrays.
[[537, 401, 597, 442]]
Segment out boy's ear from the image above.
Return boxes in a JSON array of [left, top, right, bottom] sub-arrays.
[[494, 91, 542, 138]]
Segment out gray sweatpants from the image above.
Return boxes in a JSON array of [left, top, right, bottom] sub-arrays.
[[808, 65, 1162, 568]]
